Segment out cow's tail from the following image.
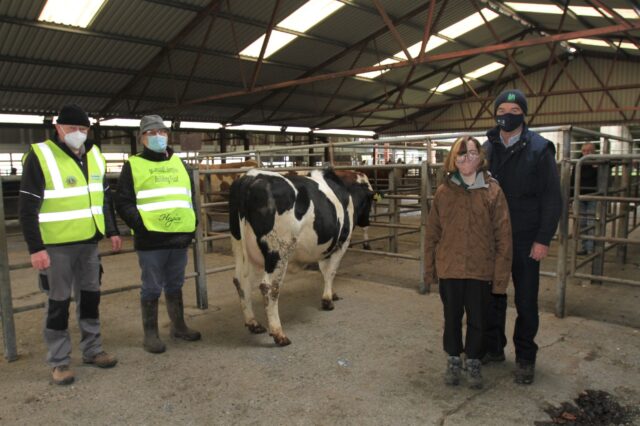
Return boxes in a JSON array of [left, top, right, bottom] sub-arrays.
[[228, 176, 250, 241], [229, 176, 252, 281]]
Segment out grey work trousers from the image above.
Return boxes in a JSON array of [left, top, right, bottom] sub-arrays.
[[137, 248, 188, 301], [41, 243, 103, 367]]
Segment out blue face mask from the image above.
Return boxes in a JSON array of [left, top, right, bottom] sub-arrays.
[[147, 134, 168, 153]]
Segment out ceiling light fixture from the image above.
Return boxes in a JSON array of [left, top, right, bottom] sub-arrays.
[[38, 0, 107, 28], [240, 0, 345, 59]]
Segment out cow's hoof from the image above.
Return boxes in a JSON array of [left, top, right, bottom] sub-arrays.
[[322, 299, 335, 310], [332, 292, 341, 301], [363, 243, 372, 250], [246, 323, 267, 334], [272, 335, 291, 346]]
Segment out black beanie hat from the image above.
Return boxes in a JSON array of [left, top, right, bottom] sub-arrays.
[[57, 104, 90, 127], [494, 89, 528, 115]]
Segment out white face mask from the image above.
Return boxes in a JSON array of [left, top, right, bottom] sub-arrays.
[[63, 130, 87, 150]]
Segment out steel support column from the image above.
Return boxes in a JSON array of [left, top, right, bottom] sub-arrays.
[[0, 177, 18, 361], [555, 128, 572, 318]]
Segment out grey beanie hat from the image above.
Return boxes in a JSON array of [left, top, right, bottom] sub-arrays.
[[139, 115, 169, 133]]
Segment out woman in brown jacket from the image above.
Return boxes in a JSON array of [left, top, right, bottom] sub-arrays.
[[424, 136, 512, 389]]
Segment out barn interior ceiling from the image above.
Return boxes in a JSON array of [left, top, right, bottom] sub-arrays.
[[0, 0, 638, 136]]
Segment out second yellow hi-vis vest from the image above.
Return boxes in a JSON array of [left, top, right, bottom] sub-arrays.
[[128, 154, 196, 233], [31, 140, 106, 244]]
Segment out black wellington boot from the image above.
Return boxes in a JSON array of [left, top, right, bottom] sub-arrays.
[[141, 299, 166, 354], [165, 291, 201, 341]]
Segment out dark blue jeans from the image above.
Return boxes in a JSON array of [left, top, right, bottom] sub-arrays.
[[485, 236, 540, 365]]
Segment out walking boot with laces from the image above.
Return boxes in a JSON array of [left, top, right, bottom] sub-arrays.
[[165, 291, 201, 341], [83, 351, 118, 368], [466, 358, 483, 389], [141, 299, 166, 353], [51, 365, 75, 385], [444, 356, 462, 386]]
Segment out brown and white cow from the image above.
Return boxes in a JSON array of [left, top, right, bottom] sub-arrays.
[[228, 168, 374, 346], [199, 160, 258, 202]]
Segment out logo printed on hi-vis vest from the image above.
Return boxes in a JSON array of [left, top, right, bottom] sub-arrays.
[[150, 166, 179, 174], [66, 175, 78, 186], [154, 175, 179, 184], [149, 166, 180, 184], [159, 213, 183, 227], [90, 173, 101, 180], [507, 93, 516, 101]]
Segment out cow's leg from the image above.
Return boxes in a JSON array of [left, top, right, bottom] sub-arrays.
[[318, 247, 348, 310], [259, 235, 296, 347], [231, 240, 266, 334], [260, 260, 291, 346], [362, 226, 371, 250]]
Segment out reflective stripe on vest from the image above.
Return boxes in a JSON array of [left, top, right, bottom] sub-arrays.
[[31, 140, 106, 244], [129, 154, 196, 233]]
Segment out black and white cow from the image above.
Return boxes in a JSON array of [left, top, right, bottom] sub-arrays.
[[229, 168, 374, 346]]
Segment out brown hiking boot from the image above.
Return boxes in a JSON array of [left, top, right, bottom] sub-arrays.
[[51, 365, 75, 385], [83, 351, 118, 368]]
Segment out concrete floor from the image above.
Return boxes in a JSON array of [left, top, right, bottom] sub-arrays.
[[1, 225, 639, 425]]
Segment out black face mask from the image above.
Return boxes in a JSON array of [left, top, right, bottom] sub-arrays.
[[496, 113, 524, 132]]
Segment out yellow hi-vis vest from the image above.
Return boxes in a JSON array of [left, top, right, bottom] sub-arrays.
[[31, 140, 106, 244], [128, 154, 196, 233]]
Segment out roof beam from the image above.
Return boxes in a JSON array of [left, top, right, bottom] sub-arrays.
[[0, 16, 311, 75], [223, 1, 436, 123], [99, 0, 223, 115], [425, 107, 640, 125], [581, 54, 630, 121], [0, 53, 382, 107], [393, 0, 442, 108], [143, 0, 449, 91], [371, 0, 412, 64], [471, 0, 533, 94], [315, 28, 532, 128], [174, 23, 638, 107]]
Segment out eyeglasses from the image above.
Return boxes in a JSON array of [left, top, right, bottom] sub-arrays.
[[456, 151, 479, 163], [144, 129, 168, 136]]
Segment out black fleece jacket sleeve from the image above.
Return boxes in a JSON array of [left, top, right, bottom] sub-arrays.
[[18, 150, 46, 254], [535, 146, 562, 246], [103, 175, 120, 238], [114, 161, 147, 233]]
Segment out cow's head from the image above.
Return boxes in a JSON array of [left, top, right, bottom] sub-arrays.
[[334, 170, 375, 228]]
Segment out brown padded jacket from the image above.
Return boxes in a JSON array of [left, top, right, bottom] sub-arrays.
[[424, 172, 513, 294]]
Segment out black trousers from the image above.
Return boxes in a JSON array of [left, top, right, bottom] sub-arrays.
[[439, 278, 491, 359], [485, 236, 540, 364]]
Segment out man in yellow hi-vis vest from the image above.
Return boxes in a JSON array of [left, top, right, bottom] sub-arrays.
[[19, 104, 122, 386], [116, 115, 200, 354]]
